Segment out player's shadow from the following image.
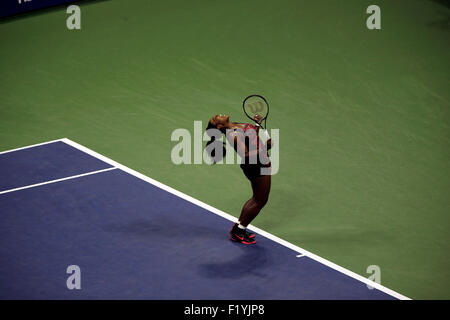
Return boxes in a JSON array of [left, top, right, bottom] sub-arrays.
[[103, 218, 271, 279], [197, 244, 270, 279]]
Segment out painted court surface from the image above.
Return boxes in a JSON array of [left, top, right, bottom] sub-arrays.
[[0, 139, 408, 299]]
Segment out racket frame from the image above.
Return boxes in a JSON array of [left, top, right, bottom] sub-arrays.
[[242, 94, 270, 140]]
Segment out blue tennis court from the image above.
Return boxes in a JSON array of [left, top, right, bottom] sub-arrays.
[[0, 139, 408, 299]]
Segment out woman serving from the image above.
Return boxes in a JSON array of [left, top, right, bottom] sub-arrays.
[[205, 112, 272, 245]]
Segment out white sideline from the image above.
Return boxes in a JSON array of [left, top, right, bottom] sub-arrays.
[[0, 138, 411, 300], [0, 168, 117, 195]]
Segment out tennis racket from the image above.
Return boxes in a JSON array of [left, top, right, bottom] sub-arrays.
[[243, 94, 270, 140]]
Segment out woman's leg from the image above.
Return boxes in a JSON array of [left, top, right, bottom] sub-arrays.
[[238, 174, 271, 227]]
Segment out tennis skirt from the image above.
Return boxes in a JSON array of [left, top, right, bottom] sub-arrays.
[[240, 163, 271, 181]]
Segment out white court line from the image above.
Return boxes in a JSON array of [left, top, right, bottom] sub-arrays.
[[0, 138, 66, 155], [59, 138, 411, 300], [0, 167, 117, 195]]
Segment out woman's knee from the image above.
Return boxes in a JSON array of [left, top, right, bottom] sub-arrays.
[[254, 195, 269, 209], [251, 176, 270, 209]]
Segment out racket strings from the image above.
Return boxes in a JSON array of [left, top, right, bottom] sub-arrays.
[[243, 96, 269, 128]]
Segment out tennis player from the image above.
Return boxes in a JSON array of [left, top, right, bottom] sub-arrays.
[[205, 114, 272, 245]]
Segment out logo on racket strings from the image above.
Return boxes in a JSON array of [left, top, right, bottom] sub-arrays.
[[248, 101, 265, 114]]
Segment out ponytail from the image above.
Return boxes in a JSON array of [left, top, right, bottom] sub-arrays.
[[205, 121, 226, 164]]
